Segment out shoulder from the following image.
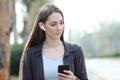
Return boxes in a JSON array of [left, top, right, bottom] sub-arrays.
[[64, 42, 82, 52], [64, 42, 85, 60], [26, 44, 42, 55]]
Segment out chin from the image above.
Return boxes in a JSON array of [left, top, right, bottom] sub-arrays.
[[52, 36, 61, 40]]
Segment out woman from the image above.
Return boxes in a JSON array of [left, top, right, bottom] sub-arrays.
[[19, 3, 88, 80]]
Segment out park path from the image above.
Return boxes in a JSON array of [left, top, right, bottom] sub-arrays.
[[86, 58, 120, 80]]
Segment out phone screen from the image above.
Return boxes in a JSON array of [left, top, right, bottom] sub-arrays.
[[58, 65, 70, 74]]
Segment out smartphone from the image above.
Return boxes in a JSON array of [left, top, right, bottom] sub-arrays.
[[58, 65, 70, 74]]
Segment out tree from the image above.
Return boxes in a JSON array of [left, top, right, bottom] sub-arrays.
[[0, 0, 15, 80]]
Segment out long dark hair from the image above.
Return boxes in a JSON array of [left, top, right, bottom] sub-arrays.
[[19, 4, 64, 79]]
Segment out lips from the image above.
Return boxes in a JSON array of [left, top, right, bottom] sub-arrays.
[[55, 32, 61, 35]]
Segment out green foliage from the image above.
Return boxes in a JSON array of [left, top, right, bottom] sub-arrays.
[[10, 76, 18, 80], [10, 44, 24, 75], [86, 52, 120, 58], [104, 22, 120, 40], [70, 21, 120, 58]]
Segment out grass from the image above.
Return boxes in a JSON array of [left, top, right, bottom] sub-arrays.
[[10, 76, 18, 80]]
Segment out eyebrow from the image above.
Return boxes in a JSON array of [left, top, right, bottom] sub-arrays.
[[50, 20, 64, 23], [50, 21, 57, 24]]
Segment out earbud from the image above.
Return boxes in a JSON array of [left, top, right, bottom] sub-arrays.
[[39, 22, 46, 31], [40, 26, 46, 31]]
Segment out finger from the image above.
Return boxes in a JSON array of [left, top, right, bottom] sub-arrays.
[[63, 71, 76, 80], [57, 73, 68, 78], [57, 74, 67, 80], [63, 70, 73, 75]]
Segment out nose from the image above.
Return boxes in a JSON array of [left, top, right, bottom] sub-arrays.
[[57, 24, 62, 30]]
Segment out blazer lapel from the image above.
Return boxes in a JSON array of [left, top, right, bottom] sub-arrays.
[[33, 44, 45, 80], [63, 42, 75, 73]]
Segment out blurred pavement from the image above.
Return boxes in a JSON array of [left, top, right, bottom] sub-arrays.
[[86, 58, 120, 80]]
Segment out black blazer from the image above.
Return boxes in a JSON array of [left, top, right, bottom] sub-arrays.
[[23, 42, 88, 80]]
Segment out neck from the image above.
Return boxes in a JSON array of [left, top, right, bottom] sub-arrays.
[[43, 39, 63, 48]]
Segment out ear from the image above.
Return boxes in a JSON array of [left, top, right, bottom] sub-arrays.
[[39, 22, 46, 31]]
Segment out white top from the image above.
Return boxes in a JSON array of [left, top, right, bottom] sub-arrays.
[[42, 55, 63, 80]]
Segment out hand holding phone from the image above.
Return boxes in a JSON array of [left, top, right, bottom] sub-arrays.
[[57, 65, 76, 80], [58, 65, 70, 74]]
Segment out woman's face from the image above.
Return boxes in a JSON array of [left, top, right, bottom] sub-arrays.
[[43, 12, 64, 40]]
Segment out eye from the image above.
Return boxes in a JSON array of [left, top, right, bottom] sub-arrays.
[[50, 23, 56, 26], [60, 20, 64, 25]]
